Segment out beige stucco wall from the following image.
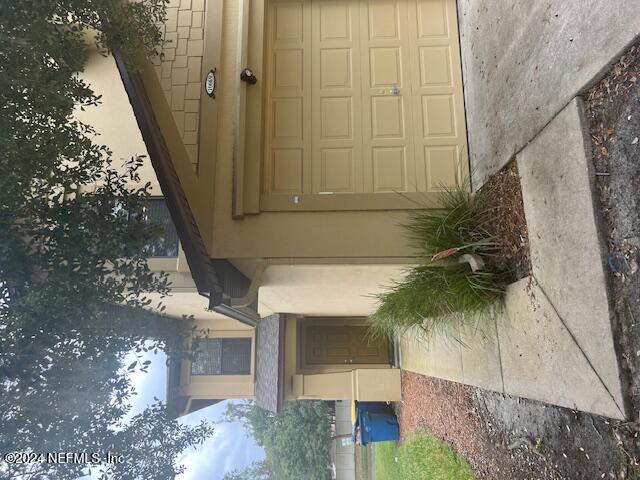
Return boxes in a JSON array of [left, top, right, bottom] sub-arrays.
[[289, 370, 401, 402], [257, 264, 407, 317], [77, 42, 161, 196]]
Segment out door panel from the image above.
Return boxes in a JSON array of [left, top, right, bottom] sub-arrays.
[[408, 0, 467, 191], [261, 0, 468, 209], [360, 0, 416, 193], [305, 325, 390, 365], [312, 0, 362, 194], [264, 1, 312, 195]]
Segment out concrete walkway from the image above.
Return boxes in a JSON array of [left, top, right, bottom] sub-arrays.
[[400, 99, 627, 420], [400, 278, 625, 419], [401, 277, 626, 420], [458, 0, 640, 186]]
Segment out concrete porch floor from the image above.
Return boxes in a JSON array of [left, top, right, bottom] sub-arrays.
[[400, 98, 627, 420]]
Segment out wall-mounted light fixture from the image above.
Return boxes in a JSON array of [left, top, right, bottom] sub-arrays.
[[240, 68, 257, 85]]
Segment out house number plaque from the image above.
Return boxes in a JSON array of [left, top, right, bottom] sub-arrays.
[[205, 69, 216, 98]]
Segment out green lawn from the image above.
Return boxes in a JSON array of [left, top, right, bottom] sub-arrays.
[[374, 440, 401, 480], [374, 430, 476, 480]]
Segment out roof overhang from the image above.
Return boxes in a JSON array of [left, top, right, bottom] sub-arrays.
[[113, 50, 258, 327]]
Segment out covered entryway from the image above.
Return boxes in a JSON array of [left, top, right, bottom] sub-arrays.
[[261, 0, 467, 210], [287, 317, 401, 402]]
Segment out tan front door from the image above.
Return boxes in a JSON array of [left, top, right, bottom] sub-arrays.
[[304, 325, 390, 365], [262, 0, 467, 210]]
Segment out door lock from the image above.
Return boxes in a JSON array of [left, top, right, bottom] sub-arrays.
[[389, 86, 400, 95]]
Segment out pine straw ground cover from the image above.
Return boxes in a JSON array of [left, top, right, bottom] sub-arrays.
[[586, 40, 640, 475], [474, 160, 531, 282]]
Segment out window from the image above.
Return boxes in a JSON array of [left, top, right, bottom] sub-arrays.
[[191, 338, 252, 376], [143, 198, 179, 257]]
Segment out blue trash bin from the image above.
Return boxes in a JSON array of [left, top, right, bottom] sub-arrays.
[[359, 411, 399, 445], [356, 401, 392, 415]]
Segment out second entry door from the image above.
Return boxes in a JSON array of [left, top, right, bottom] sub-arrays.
[[304, 325, 390, 365]]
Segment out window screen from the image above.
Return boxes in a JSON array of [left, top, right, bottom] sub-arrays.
[[143, 198, 179, 257], [191, 338, 252, 376]]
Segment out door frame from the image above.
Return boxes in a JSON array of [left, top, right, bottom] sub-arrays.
[[297, 317, 392, 372], [236, 0, 267, 217]]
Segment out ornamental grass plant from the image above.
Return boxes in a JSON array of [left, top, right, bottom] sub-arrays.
[[369, 184, 506, 340]]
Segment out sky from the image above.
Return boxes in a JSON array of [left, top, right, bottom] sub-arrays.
[[125, 350, 265, 479]]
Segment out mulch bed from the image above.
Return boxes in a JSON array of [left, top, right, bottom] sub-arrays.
[[397, 371, 556, 479], [474, 160, 532, 283], [586, 40, 640, 474], [398, 371, 627, 480]]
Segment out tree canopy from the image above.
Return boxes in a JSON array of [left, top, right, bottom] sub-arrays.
[[0, 1, 213, 478], [223, 401, 333, 480]]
